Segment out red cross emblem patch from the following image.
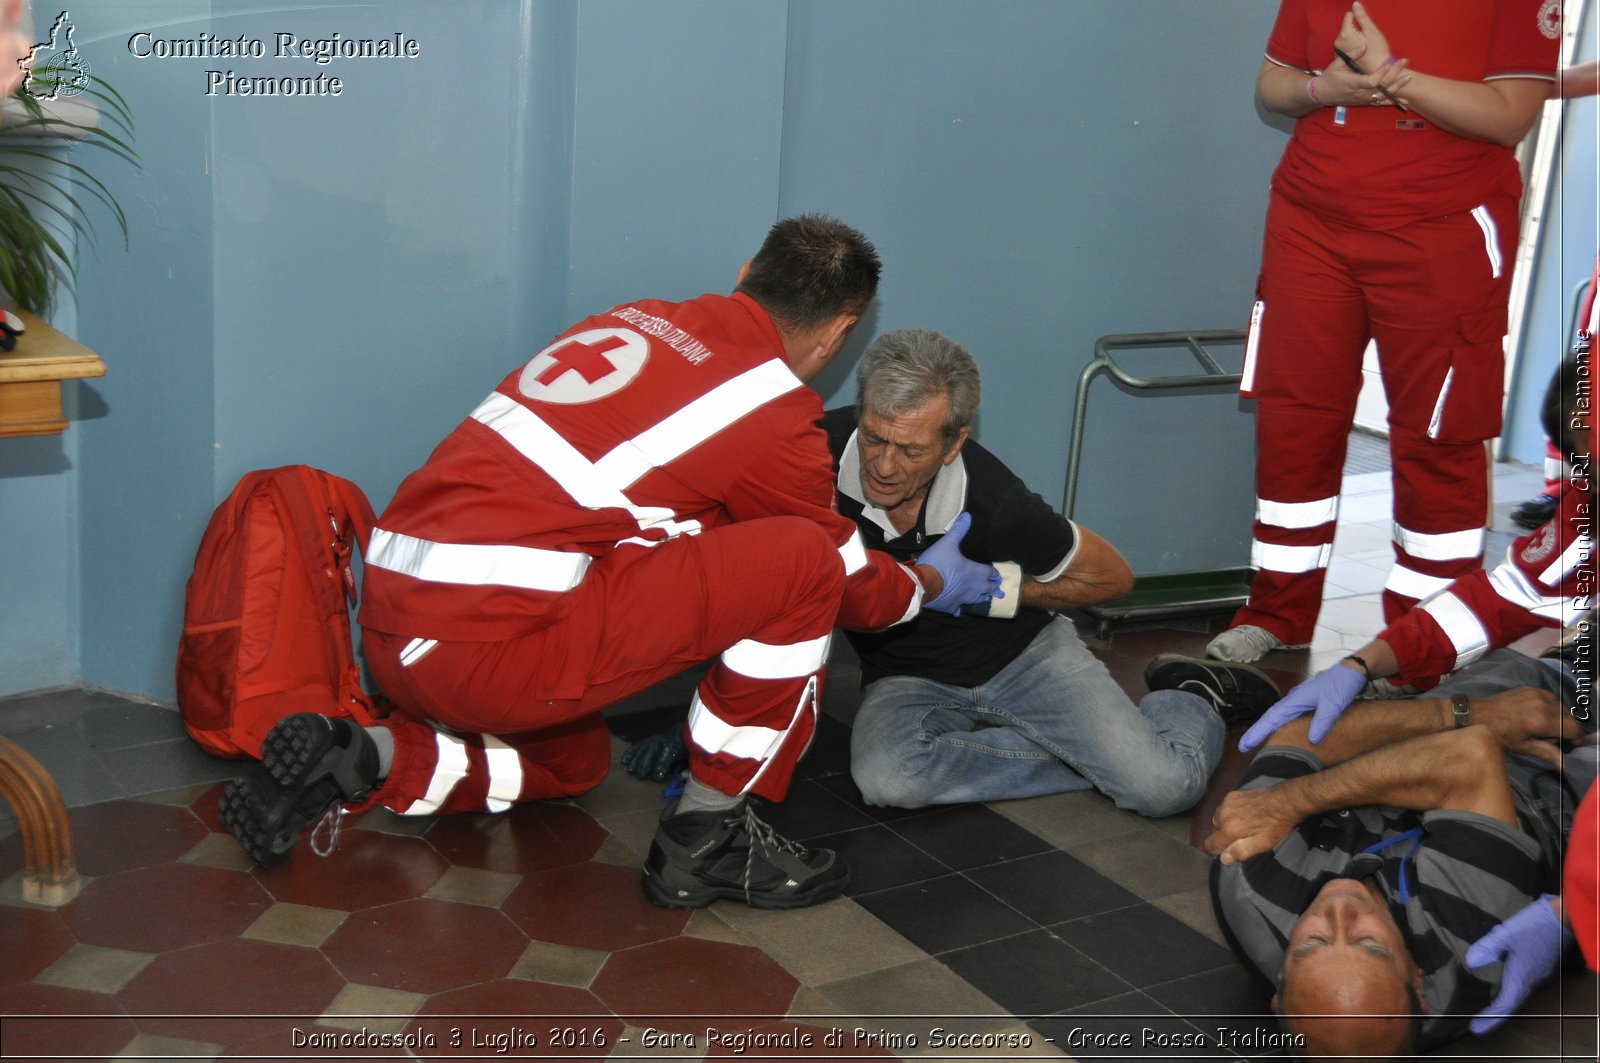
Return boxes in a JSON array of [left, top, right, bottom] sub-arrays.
[[518, 328, 649, 404]]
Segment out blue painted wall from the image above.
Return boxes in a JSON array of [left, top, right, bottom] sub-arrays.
[[3, 0, 1579, 701]]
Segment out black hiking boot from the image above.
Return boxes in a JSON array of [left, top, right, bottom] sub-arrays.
[[219, 714, 379, 868], [642, 798, 848, 910]]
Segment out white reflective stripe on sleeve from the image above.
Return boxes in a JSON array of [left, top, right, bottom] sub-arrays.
[[404, 730, 471, 816], [1393, 522, 1484, 562], [1540, 534, 1593, 587], [1489, 562, 1567, 623], [592, 360, 802, 489], [1250, 540, 1333, 574], [839, 527, 869, 576], [1257, 496, 1340, 530], [1471, 205, 1503, 279], [1544, 455, 1567, 480], [400, 637, 438, 668], [1384, 563, 1456, 602], [687, 693, 788, 763], [1240, 301, 1264, 393], [1426, 367, 1456, 440], [1419, 592, 1492, 670], [368, 529, 591, 592], [481, 735, 525, 814], [722, 634, 831, 680], [889, 563, 925, 626]]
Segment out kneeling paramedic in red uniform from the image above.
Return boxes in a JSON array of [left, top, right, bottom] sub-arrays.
[[219, 215, 999, 910]]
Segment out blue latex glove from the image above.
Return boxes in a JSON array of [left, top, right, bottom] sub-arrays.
[[1465, 895, 1565, 1035], [1237, 662, 1367, 752], [621, 723, 688, 782], [917, 512, 1002, 615]]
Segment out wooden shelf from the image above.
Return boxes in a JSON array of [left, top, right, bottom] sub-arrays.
[[0, 309, 106, 437]]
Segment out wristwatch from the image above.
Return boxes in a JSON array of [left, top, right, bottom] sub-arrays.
[[1450, 693, 1472, 729]]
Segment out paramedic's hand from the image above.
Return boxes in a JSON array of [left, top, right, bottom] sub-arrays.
[[1238, 662, 1368, 752], [622, 724, 688, 782], [918, 512, 1001, 615], [1466, 895, 1565, 1034]]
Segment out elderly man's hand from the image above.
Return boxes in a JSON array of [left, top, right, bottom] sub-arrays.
[[1204, 785, 1302, 866], [1472, 688, 1581, 767]]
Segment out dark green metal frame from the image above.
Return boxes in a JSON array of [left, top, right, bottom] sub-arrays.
[[1062, 329, 1254, 638]]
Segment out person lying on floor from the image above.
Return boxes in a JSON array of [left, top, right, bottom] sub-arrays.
[[1208, 648, 1593, 1057], [629, 328, 1285, 817]]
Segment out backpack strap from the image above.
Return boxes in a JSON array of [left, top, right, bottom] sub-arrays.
[[281, 465, 384, 726]]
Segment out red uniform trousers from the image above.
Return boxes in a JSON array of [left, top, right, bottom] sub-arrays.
[[358, 516, 847, 817], [1236, 192, 1517, 643]]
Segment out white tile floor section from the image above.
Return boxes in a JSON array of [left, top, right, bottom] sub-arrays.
[[1309, 457, 1550, 670]]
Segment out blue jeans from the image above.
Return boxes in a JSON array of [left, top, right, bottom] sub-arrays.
[[848, 617, 1225, 816]]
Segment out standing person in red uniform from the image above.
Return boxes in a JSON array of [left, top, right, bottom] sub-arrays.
[[1208, 0, 1561, 664], [220, 215, 1001, 910]]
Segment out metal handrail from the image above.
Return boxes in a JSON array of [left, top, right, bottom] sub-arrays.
[[1062, 328, 1248, 517]]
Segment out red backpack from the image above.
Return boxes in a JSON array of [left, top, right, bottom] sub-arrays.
[[177, 465, 384, 759]]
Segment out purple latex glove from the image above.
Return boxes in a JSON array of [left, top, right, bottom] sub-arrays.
[[1237, 662, 1367, 752], [1466, 895, 1564, 1035], [918, 512, 1001, 616]]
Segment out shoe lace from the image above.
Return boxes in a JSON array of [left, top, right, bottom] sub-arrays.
[[1177, 677, 1227, 711], [735, 803, 809, 904], [309, 805, 346, 858]]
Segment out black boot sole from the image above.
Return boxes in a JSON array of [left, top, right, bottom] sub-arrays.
[[220, 715, 374, 869]]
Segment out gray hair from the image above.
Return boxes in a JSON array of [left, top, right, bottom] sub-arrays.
[[855, 329, 981, 445]]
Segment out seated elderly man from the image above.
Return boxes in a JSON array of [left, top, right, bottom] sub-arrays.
[[820, 328, 1284, 814], [1208, 649, 1593, 1057]]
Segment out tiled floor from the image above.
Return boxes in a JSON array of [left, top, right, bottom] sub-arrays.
[[1, 441, 1595, 1062]]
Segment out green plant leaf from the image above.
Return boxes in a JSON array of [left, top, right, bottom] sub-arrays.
[[0, 65, 138, 315]]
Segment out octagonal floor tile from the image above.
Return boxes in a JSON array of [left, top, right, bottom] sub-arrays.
[[0, 905, 74, 987], [253, 830, 448, 910], [320, 898, 528, 995], [591, 937, 798, 1033], [69, 800, 210, 877], [0, 983, 137, 1059], [501, 861, 688, 952], [406, 979, 624, 1060], [118, 937, 345, 1046], [423, 802, 609, 874], [62, 863, 271, 953]]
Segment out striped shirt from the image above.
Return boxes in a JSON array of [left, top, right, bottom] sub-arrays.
[[1212, 745, 1561, 1049]]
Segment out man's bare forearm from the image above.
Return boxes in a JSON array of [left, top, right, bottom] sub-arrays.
[[1265, 694, 1452, 766], [1267, 727, 1517, 826]]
